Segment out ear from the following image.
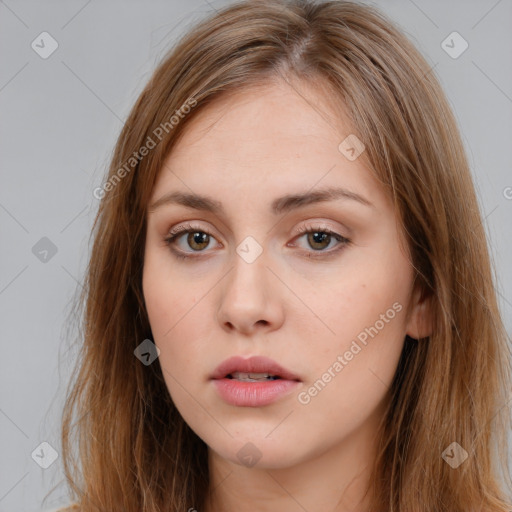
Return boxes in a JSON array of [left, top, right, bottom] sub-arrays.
[[405, 283, 433, 340]]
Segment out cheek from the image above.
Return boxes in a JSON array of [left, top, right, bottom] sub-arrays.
[[142, 267, 202, 412], [302, 251, 412, 398], [143, 244, 191, 337], [294, 289, 407, 444], [142, 250, 208, 377], [143, 280, 196, 357], [313, 271, 409, 350]]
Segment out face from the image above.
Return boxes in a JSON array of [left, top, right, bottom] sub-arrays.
[[142, 79, 425, 470]]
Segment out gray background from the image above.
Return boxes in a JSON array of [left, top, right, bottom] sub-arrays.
[[0, 1, 511, 511]]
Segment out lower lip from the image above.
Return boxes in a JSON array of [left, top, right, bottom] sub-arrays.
[[212, 378, 301, 407]]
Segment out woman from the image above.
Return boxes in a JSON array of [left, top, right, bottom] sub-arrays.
[[54, 0, 512, 510]]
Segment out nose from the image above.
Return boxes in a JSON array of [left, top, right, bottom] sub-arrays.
[[216, 251, 285, 336]]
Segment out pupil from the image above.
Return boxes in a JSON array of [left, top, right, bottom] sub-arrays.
[[188, 232, 209, 250], [309, 232, 329, 250]]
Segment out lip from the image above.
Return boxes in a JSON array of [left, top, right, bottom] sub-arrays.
[[210, 356, 301, 407], [210, 355, 301, 381]]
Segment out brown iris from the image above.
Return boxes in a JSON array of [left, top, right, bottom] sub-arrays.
[[186, 231, 210, 251]]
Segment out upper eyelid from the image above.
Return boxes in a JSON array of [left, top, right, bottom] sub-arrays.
[[168, 223, 221, 241], [167, 222, 345, 240], [167, 218, 349, 234]]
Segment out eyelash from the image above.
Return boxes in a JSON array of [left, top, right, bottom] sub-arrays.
[[163, 222, 351, 261]]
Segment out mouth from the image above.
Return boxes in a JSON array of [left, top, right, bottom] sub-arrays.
[[210, 355, 301, 382], [210, 355, 302, 407], [226, 372, 281, 382]]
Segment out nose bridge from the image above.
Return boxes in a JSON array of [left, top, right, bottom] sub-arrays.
[[227, 242, 271, 304], [217, 240, 283, 333]]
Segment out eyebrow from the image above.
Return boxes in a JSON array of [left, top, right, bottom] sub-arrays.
[[148, 186, 374, 215]]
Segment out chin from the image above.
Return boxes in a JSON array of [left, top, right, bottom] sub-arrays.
[[207, 434, 306, 470]]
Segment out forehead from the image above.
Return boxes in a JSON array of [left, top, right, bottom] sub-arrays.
[[170, 79, 354, 157], [152, 79, 388, 215]]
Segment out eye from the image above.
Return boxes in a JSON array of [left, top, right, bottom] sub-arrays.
[[291, 224, 351, 258], [163, 222, 351, 260], [163, 222, 220, 259]]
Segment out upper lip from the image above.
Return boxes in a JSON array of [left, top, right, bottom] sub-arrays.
[[211, 355, 301, 381]]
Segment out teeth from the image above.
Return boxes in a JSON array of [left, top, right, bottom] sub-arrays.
[[230, 371, 279, 382]]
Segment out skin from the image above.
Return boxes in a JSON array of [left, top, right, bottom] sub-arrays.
[[142, 78, 432, 511]]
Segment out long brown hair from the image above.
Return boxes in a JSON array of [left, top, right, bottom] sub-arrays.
[[55, 0, 512, 510]]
